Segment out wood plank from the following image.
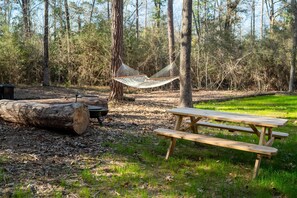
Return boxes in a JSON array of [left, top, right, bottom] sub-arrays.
[[168, 108, 288, 128], [154, 128, 277, 156], [186, 121, 288, 139]]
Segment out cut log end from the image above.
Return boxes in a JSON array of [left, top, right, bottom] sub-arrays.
[[73, 103, 90, 135]]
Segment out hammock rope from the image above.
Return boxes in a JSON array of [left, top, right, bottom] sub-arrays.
[[113, 63, 179, 89]]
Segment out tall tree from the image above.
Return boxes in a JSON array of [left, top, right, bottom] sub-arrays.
[[64, 0, 70, 38], [18, 0, 31, 38], [289, 0, 297, 92], [261, 0, 264, 39], [225, 0, 240, 32], [267, 0, 275, 33], [251, 0, 255, 38], [107, 0, 110, 20], [179, 0, 193, 107], [109, 0, 124, 100], [153, 0, 163, 28], [168, 0, 178, 89], [90, 0, 96, 23], [43, 0, 50, 86], [136, 0, 139, 39]]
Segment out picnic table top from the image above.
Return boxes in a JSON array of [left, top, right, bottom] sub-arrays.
[[168, 107, 288, 128]]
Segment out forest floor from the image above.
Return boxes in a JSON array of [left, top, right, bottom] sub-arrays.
[[0, 86, 277, 197]]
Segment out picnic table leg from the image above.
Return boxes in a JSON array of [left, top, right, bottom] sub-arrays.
[[253, 126, 267, 179], [190, 116, 198, 133], [259, 127, 267, 145], [165, 115, 183, 160], [253, 154, 262, 179]]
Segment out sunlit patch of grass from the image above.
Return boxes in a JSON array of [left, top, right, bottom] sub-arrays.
[[81, 169, 97, 185], [53, 191, 63, 198], [12, 186, 32, 198], [195, 94, 297, 119], [78, 187, 91, 198], [192, 94, 297, 196]]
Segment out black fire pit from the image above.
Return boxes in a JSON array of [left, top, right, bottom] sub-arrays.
[[88, 105, 108, 125], [0, 84, 14, 99]]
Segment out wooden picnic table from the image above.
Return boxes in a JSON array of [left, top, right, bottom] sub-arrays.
[[155, 107, 288, 178], [168, 107, 288, 146]]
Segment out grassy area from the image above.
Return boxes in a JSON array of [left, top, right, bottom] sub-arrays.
[[2, 94, 297, 197]]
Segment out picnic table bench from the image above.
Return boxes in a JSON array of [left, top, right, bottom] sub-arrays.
[[154, 107, 288, 179], [186, 121, 288, 139]]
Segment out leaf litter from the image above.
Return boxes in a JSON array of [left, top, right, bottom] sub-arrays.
[[0, 86, 263, 196]]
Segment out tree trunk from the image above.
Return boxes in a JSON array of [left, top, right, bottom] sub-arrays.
[[168, 0, 178, 90], [136, 0, 139, 40], [64, 0, 70, 38], [266, 0, 275, 34], [261, 0, 264, 39], [53, 0, 57, 40], [289, 0, 297, 92], [109, 0, 124, 101], [251, 0, 255, 38], [90, 0, 96, 23], [21, 0, 31, 38], [43, 0, 50, 86], [154, 0, 162, 28], [107, 0, 110, 20], [0, 101, 89, 135], [145, 0, 148, 28], [179, 0, 193, 108]]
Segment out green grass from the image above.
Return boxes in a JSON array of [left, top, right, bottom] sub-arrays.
[[2, 94, 297, 197]]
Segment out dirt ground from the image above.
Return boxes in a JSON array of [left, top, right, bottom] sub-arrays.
[[0, 86, 270, 196]]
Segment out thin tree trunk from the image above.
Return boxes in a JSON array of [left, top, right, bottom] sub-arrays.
[[136, 0, 139, 39], [289, 0, 297, 92], [58, 0, 64, 30], [261, 0, 264, 39], [43, 0, 50, 86], [64, 0, 70, 38], [154, 0, 162, 28], [252, 0, 255, 38], [4, 0, 12, 26], [64, 0, 71, 83], [53, 0, 57, 40], [90, 0, 96, 23], [179, 0, 193, 107], [107, 0, 110, 20], [168, 0, 178, 89], [193, 12, 199, 39], [266, 0, 275, 34], [145, 0, 148, 28], [109, 0, 124, 101], [21, 0, 31, 38], [78, 15, 81, 31]]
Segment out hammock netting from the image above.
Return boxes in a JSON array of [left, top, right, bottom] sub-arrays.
[[113, 63, 179, 89]]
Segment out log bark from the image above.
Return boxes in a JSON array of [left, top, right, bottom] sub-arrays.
[[19, 97, 108, 109], [0, 100, 89, 135]]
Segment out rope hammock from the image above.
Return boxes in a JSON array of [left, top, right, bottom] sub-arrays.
[[113, 63, 179, 89]]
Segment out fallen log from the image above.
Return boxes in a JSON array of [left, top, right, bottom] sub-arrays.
[[18, 96, 108, 109], [0, 100, 89, 135]]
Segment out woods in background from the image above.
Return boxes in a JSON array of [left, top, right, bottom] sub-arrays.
[[0, 0, 296, 91]]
